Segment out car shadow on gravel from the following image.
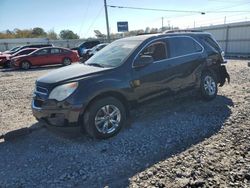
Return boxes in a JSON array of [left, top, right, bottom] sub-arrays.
[[0, 93, 233, 188]]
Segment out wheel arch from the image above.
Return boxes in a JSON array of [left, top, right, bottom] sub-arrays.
[[63, 57, 72, 61], [201, 66, 218, 82], [87, 91, 130, 115], [78, 91, 130, 124], [20, 59, 32, 68]]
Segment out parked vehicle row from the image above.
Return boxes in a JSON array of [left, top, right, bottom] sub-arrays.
[[32, 30, 230, 139], [11, 47, 80, 70], [0, 42, 108, 69], [1, 44, 53, 55], [0, 48, 38, 67]]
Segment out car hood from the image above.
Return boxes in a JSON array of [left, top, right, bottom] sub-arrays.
[[37, 63, 110, 84], [0, 53, 12, 57]]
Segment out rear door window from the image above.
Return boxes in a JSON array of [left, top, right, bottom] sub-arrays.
[[19, 49, 34, 55], [168, 37, 202, 58], [34, 49, 49, 55]]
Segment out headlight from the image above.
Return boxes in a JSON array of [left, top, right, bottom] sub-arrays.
[[13, 58, 19, 62], [48, 82, 78, 101]]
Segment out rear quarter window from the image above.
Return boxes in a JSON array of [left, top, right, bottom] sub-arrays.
[[201, 36, 222, 53], [62, 49, 70, 53], [168, 37, 202, 58]]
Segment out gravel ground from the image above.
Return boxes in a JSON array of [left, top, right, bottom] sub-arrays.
[[0, 60, 249, 187]]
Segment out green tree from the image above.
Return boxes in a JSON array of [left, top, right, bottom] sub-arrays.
[[59, 30, 79, 39], [15, 29, 33, 38], [32, 27, 46, 37], [47, 30, 58, 39]]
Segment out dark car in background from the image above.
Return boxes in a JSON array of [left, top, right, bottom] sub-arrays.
[[0, 48, 37, 67], [32, 30, 230, 139], [12, 47, 79, 69], [71, 40, 100, 58]]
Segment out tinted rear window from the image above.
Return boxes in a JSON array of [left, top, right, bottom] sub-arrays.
[[168, 37, 202, 58], [27, 44, 52, 48], [19, 49, 34, 55]]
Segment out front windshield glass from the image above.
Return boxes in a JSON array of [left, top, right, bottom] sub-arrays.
[[85, 39, 142, 68], [10, 46, 20, 51]]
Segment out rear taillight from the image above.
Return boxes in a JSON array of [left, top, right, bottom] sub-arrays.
[[221, 51, 225, 60], [221, 51, 227, 64]]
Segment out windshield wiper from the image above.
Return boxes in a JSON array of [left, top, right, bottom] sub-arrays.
[[87, 63, 105, 68]]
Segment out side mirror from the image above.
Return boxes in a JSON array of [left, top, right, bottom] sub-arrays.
[[134, 55, 154, 68]]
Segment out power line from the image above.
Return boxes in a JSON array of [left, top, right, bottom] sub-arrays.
[[78, 0, 92, 37], [108, 4, 250, 14], [84, 6, 104, 37], [208, 0, 249, 3], [107, 5, 206, 14], [161, 1, 250, 20]]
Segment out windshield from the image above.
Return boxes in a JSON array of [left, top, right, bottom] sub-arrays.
[[85, 39, 141, 68], [10, 46, 20, 51]]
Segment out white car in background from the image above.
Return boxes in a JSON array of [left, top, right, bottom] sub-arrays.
[[87, 43, 109, 58]]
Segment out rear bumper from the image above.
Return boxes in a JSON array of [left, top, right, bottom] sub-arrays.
[[32, 100, 82, 127]]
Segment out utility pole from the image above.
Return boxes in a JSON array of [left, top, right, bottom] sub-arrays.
[[224, 16, 227, 24], [104, 0, 110, 42], [161, 17, 164, 32]]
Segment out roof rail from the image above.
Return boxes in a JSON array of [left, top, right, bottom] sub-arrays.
[[163, 29, 203, 33], [136, 32, 158, 36]]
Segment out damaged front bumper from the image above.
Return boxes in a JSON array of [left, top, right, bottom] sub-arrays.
[[218, 65, 230, 87]]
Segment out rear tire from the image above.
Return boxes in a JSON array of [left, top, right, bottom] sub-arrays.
[[83, 97, 126, 139], [200, 71, 218, 100], [62, 57, 72, 66], [20, 61, 31, 70]]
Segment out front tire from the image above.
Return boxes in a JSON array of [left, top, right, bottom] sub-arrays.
[[200, 71, 218, 100], [20, 61, 31, 70], [6, 60, 11, 68], [83, 97, 126, 139]]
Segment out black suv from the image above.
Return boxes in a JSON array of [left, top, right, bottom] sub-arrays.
[[32, 31, 230, 139]]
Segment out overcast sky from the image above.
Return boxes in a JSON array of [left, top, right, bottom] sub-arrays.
[[1, 0, 250, 38]]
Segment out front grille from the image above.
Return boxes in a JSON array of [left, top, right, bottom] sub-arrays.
[[36, 86, 48, 95]]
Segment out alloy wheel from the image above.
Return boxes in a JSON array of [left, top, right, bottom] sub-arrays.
[[204, 75, 216, 96], [63, 58, 71, 65], [21, 62, 30, 70], [94, 105, 121, 134]]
